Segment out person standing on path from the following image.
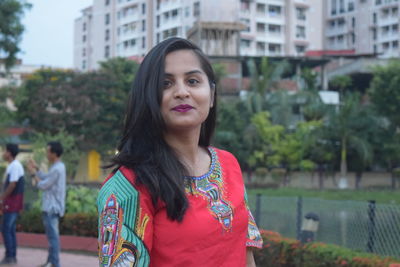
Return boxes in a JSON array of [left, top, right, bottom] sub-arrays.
[[0, 143, 25, 265], [28, 141, 66, 267]]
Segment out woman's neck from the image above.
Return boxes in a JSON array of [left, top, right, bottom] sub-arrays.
[[164, 128, 210, 176]]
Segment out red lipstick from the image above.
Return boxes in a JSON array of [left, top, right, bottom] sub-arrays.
[[172, 104, 194, 112]]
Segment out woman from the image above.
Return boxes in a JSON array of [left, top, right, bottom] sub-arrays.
[[97, 37, 262, 267]]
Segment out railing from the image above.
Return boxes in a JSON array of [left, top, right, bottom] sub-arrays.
[[248, 194, 400, 258]]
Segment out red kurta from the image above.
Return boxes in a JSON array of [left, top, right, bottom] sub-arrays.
[[98, 147, 262, 267]]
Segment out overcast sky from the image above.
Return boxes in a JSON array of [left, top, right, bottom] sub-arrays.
[[19, 0, 93, 68]]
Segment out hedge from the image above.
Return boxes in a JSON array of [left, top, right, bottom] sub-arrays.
[[17, 210, 97, 237], [254, 230, 400, 267]]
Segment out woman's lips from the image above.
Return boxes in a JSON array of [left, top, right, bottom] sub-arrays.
[[172, 104, 194, 112]]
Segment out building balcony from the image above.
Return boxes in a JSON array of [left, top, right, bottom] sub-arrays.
[[325, 26, 349, 37]]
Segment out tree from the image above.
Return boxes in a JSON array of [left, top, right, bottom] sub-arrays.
[[0, 0, 31, 69], [369, 60, 400, 129], [15, 58, 140, 154], [323, 93, 374, 188]]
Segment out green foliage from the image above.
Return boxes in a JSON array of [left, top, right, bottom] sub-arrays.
[[65, 185, 98, 215], [330, 75, 352, 93], [0, 0, 31, 69], [369, 60, 400, 128], [254, 230, 400, 267], [211, 63, 226, 85], [17, 211, 97, 237], [15, 58, 140, 154], [30, 130, 80, 179]]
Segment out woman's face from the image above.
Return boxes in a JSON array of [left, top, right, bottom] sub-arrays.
[[161, 49, 214, 133]]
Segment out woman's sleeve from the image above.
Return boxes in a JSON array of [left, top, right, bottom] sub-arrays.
[[244, 188, 263, 248], [97, 168, 154, 266]]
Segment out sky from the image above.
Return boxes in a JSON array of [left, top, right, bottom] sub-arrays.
[[19, 0, 93, 68]]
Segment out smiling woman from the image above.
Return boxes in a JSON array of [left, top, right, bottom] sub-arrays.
[[97, 38, 262, 267]]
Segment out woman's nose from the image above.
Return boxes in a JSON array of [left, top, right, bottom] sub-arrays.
[[173, 82, 189, 98]]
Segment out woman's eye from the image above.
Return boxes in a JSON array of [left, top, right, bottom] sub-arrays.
[[187, 79, 199, 85], [163, 80, 172, 89]]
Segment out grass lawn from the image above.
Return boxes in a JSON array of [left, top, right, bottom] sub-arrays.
[[248, 187, 400, 205]]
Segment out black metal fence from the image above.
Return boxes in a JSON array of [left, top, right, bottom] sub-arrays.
[[248, 194, 400, 258]]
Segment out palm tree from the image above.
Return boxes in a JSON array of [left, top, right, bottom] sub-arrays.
[[323, 93, 374, 188]]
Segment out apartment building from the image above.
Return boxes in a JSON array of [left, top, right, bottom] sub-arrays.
[[74, 0, 326, 71], [325, 0, 399, 57], [239, 0, 325, 57]]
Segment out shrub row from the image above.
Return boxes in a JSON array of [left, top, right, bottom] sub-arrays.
[[17, 210, 98, 238], [254, 230, 400, 267]]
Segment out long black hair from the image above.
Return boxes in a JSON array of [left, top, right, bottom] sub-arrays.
[[110, 38, 217, 221]]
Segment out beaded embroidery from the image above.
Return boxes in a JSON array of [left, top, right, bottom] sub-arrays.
[[186, 147, 234, 231]]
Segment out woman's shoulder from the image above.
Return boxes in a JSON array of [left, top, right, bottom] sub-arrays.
[[211, 147, 237, 161], [101, 166, 137, 188], [211, 147, 240, 165]]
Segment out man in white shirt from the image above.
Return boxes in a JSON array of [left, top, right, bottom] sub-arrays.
[[0, 143, 25, 265]]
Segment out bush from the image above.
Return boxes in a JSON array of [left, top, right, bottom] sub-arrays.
[[17, 210, 97, 237], [254, 230, 400, 267]]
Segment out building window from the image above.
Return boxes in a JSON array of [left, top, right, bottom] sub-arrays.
[[268, 24, 281, 34], [105, 13, 110, 25], [268, 5, 281, 17], [156, 0, 160, 10], [172, 9, 178, 18], [296, 7, 306, 20], [393, 24, 398, 33], [373, 29, 377, 40], [296, 25, 306, 38], [185, 7, 190, 17], [105, 0, 110, 6], [373, 13, 377, 23], [82, 48, 86, 57], [142, 20, 146, 32], [240, 0, 250, 12], [241, 39, 251, 48], [82, 35, 86, 42], [156, 15, 160, 28], [339, 0, 345, 13], [157, 33, 160, 44], [296, 45, 305, 54], [105, 45, 110, 58], [142, 36, 146, 49], [348, 1, 354, 12], [193, 2, 200, 17], [256, 3, 266, 14], [256, 42, 265, 54], [351, 33, 356, 44], [338, 35, 344, 43], [171, 27, 178, 36], [105, 29, 110, 41], [393, 40, 398, 49], [82, 60, 86, 70], [83, 22, 86, 32], [375, 0, 381, 5], [382, 42, 390, 50], [256, 23, 265, 33], [352, 17, 355, 27], [240, 18, 250, 32], [331, 0, 337, 15], [142, 3, 146, 14], [268, 43, 281, 54]]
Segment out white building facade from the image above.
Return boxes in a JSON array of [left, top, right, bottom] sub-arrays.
[[324, 0, 399, 57], [74, 0, 326, 71]]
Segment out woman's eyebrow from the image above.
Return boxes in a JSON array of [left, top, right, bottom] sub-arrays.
[[164, 70, 203, 77]]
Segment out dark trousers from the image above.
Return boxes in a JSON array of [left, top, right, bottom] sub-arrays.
[[1, 212, 18, 259]]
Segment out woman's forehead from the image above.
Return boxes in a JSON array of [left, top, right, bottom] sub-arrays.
[[164, 50, 203, 74]]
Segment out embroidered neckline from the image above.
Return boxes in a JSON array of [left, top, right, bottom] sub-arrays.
[[185, 147, 216, 181]]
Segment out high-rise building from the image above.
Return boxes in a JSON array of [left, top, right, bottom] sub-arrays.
[[74, 0, 326, 71], [324, 0, 399, 57]]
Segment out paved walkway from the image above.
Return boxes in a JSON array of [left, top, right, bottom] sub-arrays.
[[0, 246, 97, 267]]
